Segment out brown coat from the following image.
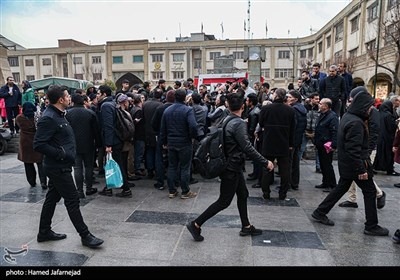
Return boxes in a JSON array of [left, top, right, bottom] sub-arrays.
[[16, 115, 43, 163]]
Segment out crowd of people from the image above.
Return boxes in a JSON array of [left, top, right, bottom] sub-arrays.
[[1, 60, 399, 247]]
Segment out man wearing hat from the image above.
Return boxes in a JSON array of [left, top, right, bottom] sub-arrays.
[[117, 79, 131, 94]]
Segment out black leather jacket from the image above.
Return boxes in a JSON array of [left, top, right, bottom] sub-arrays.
[[223, 114, 268, 172]]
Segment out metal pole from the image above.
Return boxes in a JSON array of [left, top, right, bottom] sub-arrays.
[[373, 0, 383, 98]]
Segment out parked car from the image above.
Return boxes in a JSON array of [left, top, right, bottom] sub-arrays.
[[0, 127, 12, 155]]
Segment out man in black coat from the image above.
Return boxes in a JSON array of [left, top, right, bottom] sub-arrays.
[[0, 76, 21, 135], [259, 88, 295, 200], [312, 90, 389, 236], [33, 85, 103, 248]]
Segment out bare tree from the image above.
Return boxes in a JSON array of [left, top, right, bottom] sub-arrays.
[[368, 2, 400, 93], [299, 58, 314, 72]]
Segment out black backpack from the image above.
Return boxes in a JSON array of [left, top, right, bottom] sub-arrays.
[[193, 116, 234, 179], [115, 107, 135, 142]]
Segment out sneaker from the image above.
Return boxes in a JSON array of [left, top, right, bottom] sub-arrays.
[[98, 187, 112, 196], [364, 225, 389, 236], [168, 191, 179, 198], [393, 229, 400, 244], [338, 201, 358, 208], [240, 225, 262, 236], [115, 189, 132, 198], [154, 183, 165, 190], [186, 221, 204, 241], [312, 210, 335, 226], [377, 191, 386, 209], [181, 191, 197, 199]]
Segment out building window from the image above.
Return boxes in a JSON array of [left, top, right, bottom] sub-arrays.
[[133, 55, 143, 63], [368, 1, 378, 22], [73, 57, 83, 64], [8, 57, 19, 67], [278, 51, 290, 59], [274, 68, 293, 79], [42, 58, 51, 66], [233, 51, 244, 60], [43, 75, 52, 78], [308, 48, 313, 58], [194, 58, 201, 69], [300, 50, 307, 59], [385, 24, 395, 43], [25, 59, 34, 66], [74, 74, 83, 80], [152, 71, 164, 80], [366, 39, 376, 51], [335, 22, 344, 42], [318, 42, 323, 53], [93, 73, 102, 81], [350, 15, 359, 33], [92, 56, 101, 64], [261, 69, 270, 79], [26, 75, 35, 81], [112, 56, 123, 64], [326, 35, 331, 49], [12, 73, 20, 83], [334, 50, 343, 64], [388, 0, 399, 10], [172, 71, 184, 79], [172, 53, 184, 62], [209, 52, 221, 60], [325, 60, 331, 69], [349, 48, 358, 58], [151, 54, 163, 62]]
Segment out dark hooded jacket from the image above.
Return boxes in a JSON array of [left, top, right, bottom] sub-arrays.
[[337, 91, 374, 179]]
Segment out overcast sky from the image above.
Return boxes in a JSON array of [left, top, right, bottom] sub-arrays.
[[2, 0, 350, 49]]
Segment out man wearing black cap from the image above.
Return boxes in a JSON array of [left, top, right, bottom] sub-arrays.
[[312, 89, 389, 236], [117, 79, 130, 94]]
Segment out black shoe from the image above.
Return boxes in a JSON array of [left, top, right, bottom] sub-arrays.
[[393, 229, 400, 244], [147, 170, 155, 179], [86, 187, 98, 196], [315, 184, 325, 189], [247, 173, 254, 178], [154, 183, 165, 190], [128, 175, 141, 181], [323, 187, 333, 193], [186, 221, 204, 241], [377, 191, 386, 209], [115, 189, 132, 198], [252, 183, 261, 188], [240, 225, 262, 236], [315, 168, 322, 173], [386, 171, 400, 176], [246, 175, 257, 181], [312, 210, 335, 226], [364, 225, 389, 236], [291, 185, 299, 190], [98, 170, 105, 176], [278, 193, 287, 200], [37, 230, 67, 242], [81, 233, 104, 248], [41, 183, 48, 189], [338, 201, 358, 208], [98, 187, 112, 196], [126, 182, 135, 188], [262, 193, 270, 200], [189, 178, 198, 185], [394, 183, 400, 188], [78, 191, 85, 199]]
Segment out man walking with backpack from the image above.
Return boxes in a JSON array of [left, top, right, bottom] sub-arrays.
[[186, 92, 274, 241]]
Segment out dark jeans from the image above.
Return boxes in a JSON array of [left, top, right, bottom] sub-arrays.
[[289, 146, 300, 188], [155, 138, 165, 186], [261, 155, 290, 197], [6, 106, 19, 133], [316, 176, 378, 230], [195, 170, 250, 228], [134, 140, 145, 172], [167, 145, 192, 194], [74, 151, 94, 191], [111, 144, 129, 190], [39, 166, 89, 237], [145, 145, 156, 172], [24, 162, 46, 186], [317, 145, 337, 188]]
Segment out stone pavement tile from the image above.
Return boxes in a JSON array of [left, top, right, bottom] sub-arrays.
[[252, 246, 334, 266], [248, 196, 300, 207], [137, 194, 198, 213], [0, 246, 88, 266], [126, 210, 190, 225], [80, 203, 139, 222], [285, 231, 325, 250], [84, 255, 170, 266], [173, 227, 254, 266], [326, 246, 400, 266], [251, 230, 288, 248], [98, 237, 175, 261], [112, 223, 183, 241], [0, 187, 47, 203], [0, 201, 31, 220]]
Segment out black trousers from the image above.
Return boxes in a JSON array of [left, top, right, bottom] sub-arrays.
[[39, 166, 89, 237], [316, 176, 378, 230], [6, 106, 19, 133], [195, 170, 250, 228], [316, 145, 337, 188], [261, 155, 290, 196], [289, 146, 301, 188], [74, 151, 94, 191], [24, 162, 46, 186]]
